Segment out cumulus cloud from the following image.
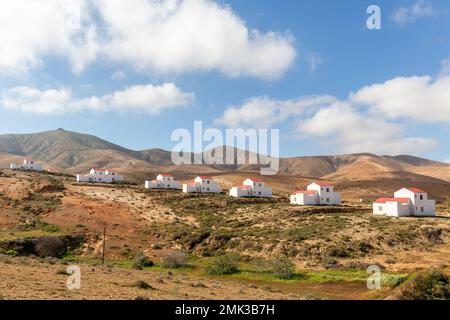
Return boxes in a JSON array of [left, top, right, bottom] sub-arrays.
[[351, 75, 450, 122], [297, 101, 437, 155], [0, 0, 296, 79], [391, 0, 437, 25], [0, 83, 194, 114], [215, 95, 336, 128], [0, 0, 99, 74], [215, 73, 449, 155]]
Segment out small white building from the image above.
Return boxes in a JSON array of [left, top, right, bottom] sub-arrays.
[[10, 159, 43, 172], [290, 182, 341, 206], [182, 176, 221, 194], [145, 174, 181, 189], [230, 178, 272, 198], [373, 188, 435, 217], [76, 168, 123, 183]]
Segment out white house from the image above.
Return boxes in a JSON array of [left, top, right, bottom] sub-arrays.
[[76, 168, 123, 183], [230, 178, 272, 198], [182, 176, 221, 194], [10, 159, 43, 172], [373, 188, 435, 217], [145, 174, 181, 189], [290, 182, 341, 206]]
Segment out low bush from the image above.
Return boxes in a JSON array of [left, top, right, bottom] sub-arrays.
[[133, 252, 154, 270], [5, 249, 18, 257], [161, 251, 188, 268], [266, 256, 295, 280], [401, 269, 450, 300], [205, 254, 239, 275], [34, 236, 66, 258]]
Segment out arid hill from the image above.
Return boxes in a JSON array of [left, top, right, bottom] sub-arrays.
[[1, 129, 450, 194]]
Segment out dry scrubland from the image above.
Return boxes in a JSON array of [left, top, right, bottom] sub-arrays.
[[0, 169, 449, 300]]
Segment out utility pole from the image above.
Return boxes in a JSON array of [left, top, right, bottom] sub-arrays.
[[102, 224, 106, 266]]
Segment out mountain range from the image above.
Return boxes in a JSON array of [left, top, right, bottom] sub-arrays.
[[1, 129, 450, 199]]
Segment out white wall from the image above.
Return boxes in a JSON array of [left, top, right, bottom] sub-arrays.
[[373, 200, 414, 217], [145, 175, 181, 189], [77, 170, 123, 183], [188, 177, 221, 193], [10, 161, 43, 172], [291, 193, 319, 205], [393, 188, 436, 217], [183, 183, 200, 193], [230, 187, 252, 198], [291, 183, 341, 206]]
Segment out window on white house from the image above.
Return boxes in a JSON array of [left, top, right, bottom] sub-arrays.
[[421, 207, 424, 212], [326, 198, 329, 202], [326, 188, 329, 192], [378, 206, 383, 211], [420, 195, 423, 200]]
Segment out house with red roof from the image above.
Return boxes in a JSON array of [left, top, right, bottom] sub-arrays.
[[182, 176, 220, 194], [229, 178, 272, 198], [76, 168, 123, 183], [145, 174, 181, 190], [10, 159, 43, 172], [290, 182, 341, 206], [373, 188, 435, 217]]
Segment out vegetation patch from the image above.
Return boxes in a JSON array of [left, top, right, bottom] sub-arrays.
[[400, 269, 450, 300], [205, 254, 239, 275]]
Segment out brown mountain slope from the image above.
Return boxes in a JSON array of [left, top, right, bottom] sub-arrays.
[[1, 129, 449, 186]]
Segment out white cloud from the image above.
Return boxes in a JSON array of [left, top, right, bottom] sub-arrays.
[[297, 101, 437, 155], [0, 0, 296, 79], [0, 83, 194, 114], [0, 0, 99, 74], [440, 57, 450, 77], [215, 73, 447, 155], [110, 70, 127, 81], [214, 95, 336, 128], [351, 75, 450, 122], [391, 0, 437, 25]]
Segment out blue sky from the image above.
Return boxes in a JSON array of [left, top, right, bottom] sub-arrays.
[[0, 0, 449, 160]]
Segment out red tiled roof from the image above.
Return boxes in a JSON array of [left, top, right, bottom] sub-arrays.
[[311, 181, 333, 187], [374, 198, 410, 204], [197, 176, 213, 180], [292, 190, 318, 196], [239, 185, 252, 189], [406, 187, 426, 193]]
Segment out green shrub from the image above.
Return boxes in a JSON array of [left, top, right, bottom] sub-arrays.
[[205, 254, 239, 275], [161, 251, 187, 268], [133, 252, 154, 270], [401, 269, 450, 300], [267, 256, 295, 280], [5, 249, 18, 257]]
